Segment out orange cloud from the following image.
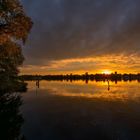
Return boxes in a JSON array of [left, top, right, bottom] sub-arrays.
[[21, 54, 140, 75]]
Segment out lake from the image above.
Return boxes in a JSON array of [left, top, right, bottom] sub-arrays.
[[21, 80, 140, 140]]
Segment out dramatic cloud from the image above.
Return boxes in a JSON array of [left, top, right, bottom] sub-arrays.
[[21, 0, 140, 74], [21, 54, 140, 74]]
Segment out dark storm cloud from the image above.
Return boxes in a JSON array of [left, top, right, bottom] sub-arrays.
[[22, 0, 140, 65]]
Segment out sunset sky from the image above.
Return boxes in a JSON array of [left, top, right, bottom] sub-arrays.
[[21, 0, 140, 74]]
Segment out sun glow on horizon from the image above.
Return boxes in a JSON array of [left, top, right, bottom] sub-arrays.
[[102, 70, 112, 75]]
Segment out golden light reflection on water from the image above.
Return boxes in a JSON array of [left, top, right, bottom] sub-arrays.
[[27, 80, 140, 101]]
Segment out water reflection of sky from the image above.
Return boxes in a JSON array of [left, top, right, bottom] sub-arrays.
[[27, 81, 140, 101], [22, 81, 140, 140]]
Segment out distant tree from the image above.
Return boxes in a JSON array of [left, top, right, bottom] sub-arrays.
[[0, 0, 33, 80]]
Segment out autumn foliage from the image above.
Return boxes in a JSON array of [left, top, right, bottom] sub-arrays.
[[0, 0, 32, 79], [0, 0, 32, 44]]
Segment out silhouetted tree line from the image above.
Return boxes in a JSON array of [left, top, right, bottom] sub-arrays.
[[20, 72, 140, 83]]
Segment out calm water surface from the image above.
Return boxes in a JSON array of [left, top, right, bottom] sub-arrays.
[[21, 81, 140, 140]]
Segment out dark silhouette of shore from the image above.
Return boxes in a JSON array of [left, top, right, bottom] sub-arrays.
[[0, 77, 27, 140], [20, 72, 140, 83]]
